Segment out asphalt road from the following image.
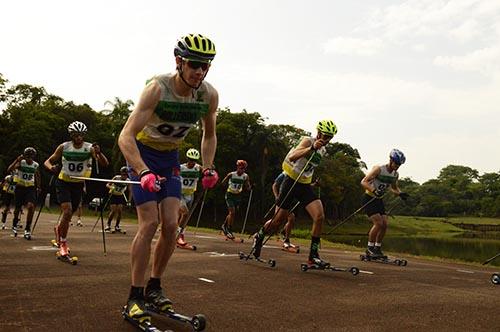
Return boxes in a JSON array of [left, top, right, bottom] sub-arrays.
[[0, 213, 498, 331]]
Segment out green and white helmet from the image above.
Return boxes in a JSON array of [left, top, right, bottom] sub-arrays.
[[316, 120, 338, 137], [186, 148, 200, 160]]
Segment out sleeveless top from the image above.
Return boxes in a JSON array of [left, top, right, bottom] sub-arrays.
[[16, 160, 39, 187], [109, 175, 130, 196], [365, 164, 399, 197], [58, 141, 93, 183], [180, 163, 202, 195], [226, 171, 248, 194], [136, 73, 215, 151], [282, 137, 326, 184]]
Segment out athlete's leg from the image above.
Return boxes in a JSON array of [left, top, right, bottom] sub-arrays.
[[368, 214, 385, 243], [130, 201, 160, 286], [24, 202, 35, 231], [305, 199, 328, 264], [115, 204, 123, 228], [151, 197, 179, 278], [283, 212, 295, 240], [58, 202, 73, 239], [225, 206, 236, 228], [107, 205, 116, 227]]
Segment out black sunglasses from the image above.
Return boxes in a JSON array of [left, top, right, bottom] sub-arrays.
[[183, 58, 210, 71]]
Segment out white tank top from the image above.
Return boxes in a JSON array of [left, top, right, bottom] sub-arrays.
[[58, 141, 93, 183], [109, 175, 130, 196], [365, 164, 399, 197], [136, 73, 215, 151], [282, 137, 326, 184], [180, 163, 202, 195], [226, 171, 248, 194], [16, 160, 39, 187]]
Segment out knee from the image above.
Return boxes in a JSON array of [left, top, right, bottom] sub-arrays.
[[159, 219, 177, 237], [138, 220, 159, 240]]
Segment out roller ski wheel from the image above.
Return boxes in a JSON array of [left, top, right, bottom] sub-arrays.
[[360, 254, 407, 266], [491, 273, 500, 285], [146, 304, 207, 331], [220, 232, 244, 243], [111, 229, 127, 235], [56, 251, 78, 265], [238, 251, 276, 267]]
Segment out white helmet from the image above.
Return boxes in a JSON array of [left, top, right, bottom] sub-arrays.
[[68, 121, 87, 134]]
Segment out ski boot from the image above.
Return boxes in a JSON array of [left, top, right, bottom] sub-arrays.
[[176, 233, 196, 250], [113, 226, 126, 234], [123, 298, 152, 324], [307, 256, 331, 269], [252, 232, 264, 259], [1, 222, 6, 230], [23, 229, 32, 240], [365, 246, 379, 258], [104, 225, 112, 233], [59, 241, 70, 256], [76, 219, 83, 227], [12, 226, 17, 237], [145, 287, 173, 313], [221, 223, 231, 237], [374, 246, 387, 259], [282, 240, 300, 253]]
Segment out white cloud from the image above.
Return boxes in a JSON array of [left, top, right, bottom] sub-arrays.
[[449, 19, 481, 43], [323, 37, 382, 56], [433, 46, 500, 75]]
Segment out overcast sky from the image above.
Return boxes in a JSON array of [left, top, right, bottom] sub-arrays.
[[2, 0, 499, 183]]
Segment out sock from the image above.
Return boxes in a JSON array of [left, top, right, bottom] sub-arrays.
[[129, 286, 145, 300], [375, 242, 382, 247], [146, 277, 161, 292], [368, 241, 375, 247], [309, 236, 321, 260], [60, 237, 67, 242]]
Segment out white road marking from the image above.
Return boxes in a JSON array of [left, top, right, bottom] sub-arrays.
[[28, 246, 58, 251], [204, 251, 239, 257], [198, 277, 215, 283], [456, 269, 474, 274], [194, 235, 217, 239]]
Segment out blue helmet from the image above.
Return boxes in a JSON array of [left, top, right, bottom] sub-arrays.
[[390, 149, 406, 165]]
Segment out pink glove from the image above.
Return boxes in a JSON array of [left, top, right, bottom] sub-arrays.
[[139, 170, 162, 192], [202, 169, 219, 189]]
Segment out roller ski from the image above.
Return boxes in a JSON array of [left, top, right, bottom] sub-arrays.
[[219, 230, 244, 243], [122, 299, 163, 332], [176, 234, 196, 251], [300, 257, 359, 275], [360, 247, 407, 266], [111, 226, 127, 235], [145, 288, 207, 331], [238, 232, 276, 267], [491, 273, 499, 285], [55, 242, 78, 265], [11, 226, 18, 237], [281, 241, 300, 254], [239, 251, 276, 267]]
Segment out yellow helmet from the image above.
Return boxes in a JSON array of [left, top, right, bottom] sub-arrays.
[[174, 34, 216, 62], [186, 148, 200, 160], [316, 120, 338, 137]]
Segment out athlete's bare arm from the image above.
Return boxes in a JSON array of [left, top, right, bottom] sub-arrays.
[[6, 155, 23, 173], [220, 172, 232, 186], [287, 137, 329, 162], [244, 175, 251, 191], [200, 87, 219, 169], [390, 177, 401, 195], [272, 181, 280, 199], [361, 165, 382, 192], [44, 144, 64, 173], [91, 145, 109, 168], [118, 81, 161, 174]]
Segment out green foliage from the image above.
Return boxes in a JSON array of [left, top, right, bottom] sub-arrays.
[[1, 74, 499, 222]]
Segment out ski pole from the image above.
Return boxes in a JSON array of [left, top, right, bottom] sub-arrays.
[[483, 252, 500, 265], [92, 193, 112, 232], [97, 195, 107, 255], [240, 189, 253, 235], [31, 174, 55, 235], [193, 190, 208, 236], [324, 196, 377, 235], [245, 153, 315, 260]]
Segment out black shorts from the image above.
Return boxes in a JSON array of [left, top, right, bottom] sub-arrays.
[[1, 192, 14, 207], [362, 194, 386, 217], [14, 186, 37, 209], [56, 179, 84, 212], [109, 194, 126, 206], [276, 176, 317, 210]]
